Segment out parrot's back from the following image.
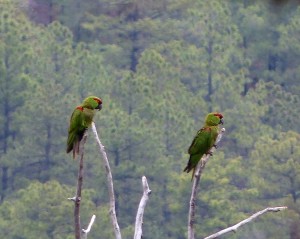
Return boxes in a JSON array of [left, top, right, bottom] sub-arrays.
[[66, 107, 85, 156], [66, 107, 96, 158], [184, 125, 219, 175]]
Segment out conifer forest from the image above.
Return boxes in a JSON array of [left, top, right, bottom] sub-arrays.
[[0, 0, 300, 238]]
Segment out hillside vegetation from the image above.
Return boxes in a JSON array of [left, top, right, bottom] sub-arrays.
[[0, 0, 299, 238]]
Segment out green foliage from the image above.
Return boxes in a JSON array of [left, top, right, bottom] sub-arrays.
[[247, 131, 300, 238], [0, 0, 299, 239], [251, 131, 300, 202], [0, 181, 75, 238]]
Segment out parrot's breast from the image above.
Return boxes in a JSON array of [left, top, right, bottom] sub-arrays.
[[83, 108, 96, 125]]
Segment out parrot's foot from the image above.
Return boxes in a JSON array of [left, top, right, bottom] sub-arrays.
[[213, 144, 218, 149], [200, 157, 208, 167], [206, 151, 213, 156]]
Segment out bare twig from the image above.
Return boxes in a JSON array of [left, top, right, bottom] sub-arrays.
[[74, 134, 88, 239], [134, 176, 151, 239], [91, 122, 122, 239], [82, 215, 96, 239], [204, 206, 288, 239], [68, 196, 76, 202], [188, 128, 225, 239]]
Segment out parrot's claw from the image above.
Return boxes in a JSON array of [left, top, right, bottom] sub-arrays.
[[213, 144, 218, 149], [206, 151, 213, 156]]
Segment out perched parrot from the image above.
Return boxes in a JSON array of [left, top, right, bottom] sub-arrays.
[[66, 96, 102, 159], [183, 112, 224, 180]]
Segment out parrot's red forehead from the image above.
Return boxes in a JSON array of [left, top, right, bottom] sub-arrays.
[[93, 97, 102, 104], [214, 113, 223, 118]]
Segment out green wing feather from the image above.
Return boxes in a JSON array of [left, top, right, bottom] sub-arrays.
[[188, 128, 210, 155], [184, 126, 219, 179], [66, 108, 87, 157]]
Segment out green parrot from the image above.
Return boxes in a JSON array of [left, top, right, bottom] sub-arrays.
[[66, 96, 102, 159], [184, 112, 224, 180]]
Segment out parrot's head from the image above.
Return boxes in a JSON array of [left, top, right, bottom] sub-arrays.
[[205, 112, 223, 126], [82, 96, 102, 110]]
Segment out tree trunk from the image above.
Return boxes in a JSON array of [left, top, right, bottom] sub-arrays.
[[129, 4, 139, 72], [206, 39, 213, 112], [1, 167, 8, 202]]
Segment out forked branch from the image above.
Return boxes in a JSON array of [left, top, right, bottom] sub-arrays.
[[91, 122, 122, 239], [134, 176, 151, 239], [82, 215, 96, 239]]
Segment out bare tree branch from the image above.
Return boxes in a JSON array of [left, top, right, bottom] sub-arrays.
[[134, 176, 151, 239], [82, 215, 96, 239], [188, 128, 226, 239], [74, 134, 88, 239], [91, 122, 122, 239], [204, 206, 288, 239], [188, 163, 201, 239]]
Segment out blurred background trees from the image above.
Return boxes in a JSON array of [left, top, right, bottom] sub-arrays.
[[0, 0, 299, 238]]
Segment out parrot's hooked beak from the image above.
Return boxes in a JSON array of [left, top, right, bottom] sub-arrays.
[[219, 118, 224, 125], [96, 104, 102, 111]]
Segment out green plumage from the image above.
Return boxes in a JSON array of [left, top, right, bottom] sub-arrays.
[[66, 96, 102, 159], [184, 112, 224, 180]]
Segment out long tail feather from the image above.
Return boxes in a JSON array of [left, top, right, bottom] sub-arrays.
[[72, 146, 76, 159], [72, 140, 80, 160], [190, 168, 196, 182], [183, 157, 193, 173]]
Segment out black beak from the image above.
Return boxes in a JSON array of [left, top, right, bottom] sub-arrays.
[[219, 118, 224, 125], [96, 104, 102, 110]]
